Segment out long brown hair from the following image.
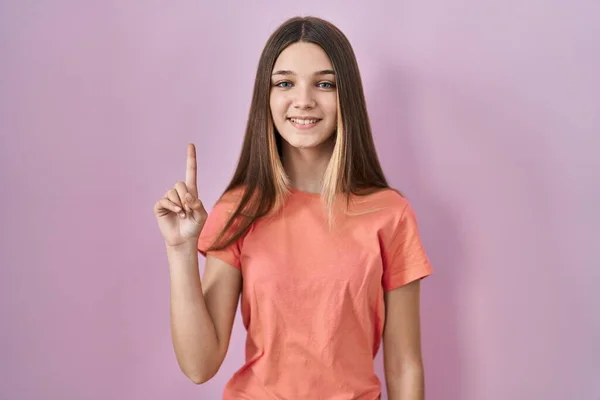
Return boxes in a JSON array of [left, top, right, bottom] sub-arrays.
[[208, 16, 391, 251]]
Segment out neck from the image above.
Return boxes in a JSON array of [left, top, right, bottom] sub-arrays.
[[281, 139, 334, 194]]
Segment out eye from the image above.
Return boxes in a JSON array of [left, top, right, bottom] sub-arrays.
[[317, 81, 336, 89], [274, 81, 293, 88]]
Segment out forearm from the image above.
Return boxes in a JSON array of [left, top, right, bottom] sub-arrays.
[[167, 241, 220, 383], [385, 363, 425, 400]]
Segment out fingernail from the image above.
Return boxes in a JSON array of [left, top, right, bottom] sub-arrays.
[[179, 212, 186, 218], [175, 206, 182, 212]]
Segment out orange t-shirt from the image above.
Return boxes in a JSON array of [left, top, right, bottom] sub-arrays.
[[198, 187, 433, 399]]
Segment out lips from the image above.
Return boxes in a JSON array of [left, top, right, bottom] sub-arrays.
[[288, 117, 321, 123], [288, 117, 321, 129]]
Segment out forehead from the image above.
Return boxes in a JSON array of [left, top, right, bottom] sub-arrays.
[[272, 42, 333, 73]]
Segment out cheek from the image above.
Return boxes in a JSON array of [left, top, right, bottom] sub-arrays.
[[322, 95, 338, 119], [269, 94, 287, 119], [325, 104, 338, 125], [330, 106, 338, 121]]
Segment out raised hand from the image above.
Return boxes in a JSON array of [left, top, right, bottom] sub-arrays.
[[154, 143, 208, 247]]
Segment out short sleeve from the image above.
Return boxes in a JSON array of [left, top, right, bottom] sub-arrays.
[[197, 196, 243, 269], [381, 201, 433, 291]]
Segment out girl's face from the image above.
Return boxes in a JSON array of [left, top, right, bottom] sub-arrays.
[[270, 42, 338, 150]]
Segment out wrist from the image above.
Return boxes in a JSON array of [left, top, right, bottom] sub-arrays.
[[165, 238, 199, 252]]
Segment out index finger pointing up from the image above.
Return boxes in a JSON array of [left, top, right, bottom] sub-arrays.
[[185, 143, 198, 197]]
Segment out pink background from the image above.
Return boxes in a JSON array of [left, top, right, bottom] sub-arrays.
[[1, 1, 599, 399]]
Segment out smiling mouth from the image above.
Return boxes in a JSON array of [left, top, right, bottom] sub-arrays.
[[288, 118, 322, 128]]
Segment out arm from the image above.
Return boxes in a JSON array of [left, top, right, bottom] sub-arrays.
[[383, 279, 425, 400], [167, 242, 242, 384]]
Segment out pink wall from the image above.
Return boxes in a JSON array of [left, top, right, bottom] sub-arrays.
[[1, 1, 598, 399]]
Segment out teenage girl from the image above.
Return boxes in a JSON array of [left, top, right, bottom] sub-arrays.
[[154, 16, 433, 400]]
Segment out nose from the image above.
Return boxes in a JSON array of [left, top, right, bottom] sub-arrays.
[[293, 84, 316, 109]]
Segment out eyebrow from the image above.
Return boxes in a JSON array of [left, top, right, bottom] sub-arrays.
[[271, 69, 335, 77]]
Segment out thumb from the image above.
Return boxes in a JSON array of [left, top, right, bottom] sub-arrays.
[[184, 193, 207, 223]]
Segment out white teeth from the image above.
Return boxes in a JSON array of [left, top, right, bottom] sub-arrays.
[[290, 118, 318, 125]]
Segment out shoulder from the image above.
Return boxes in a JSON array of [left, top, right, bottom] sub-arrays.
[[349, 187, 411, 218], [202, 186, 250, 240], [367, 187, 408, 205], [213, 186, 247, 208]]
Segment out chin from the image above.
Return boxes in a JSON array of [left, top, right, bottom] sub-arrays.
[[283, 134, 334, 150]]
